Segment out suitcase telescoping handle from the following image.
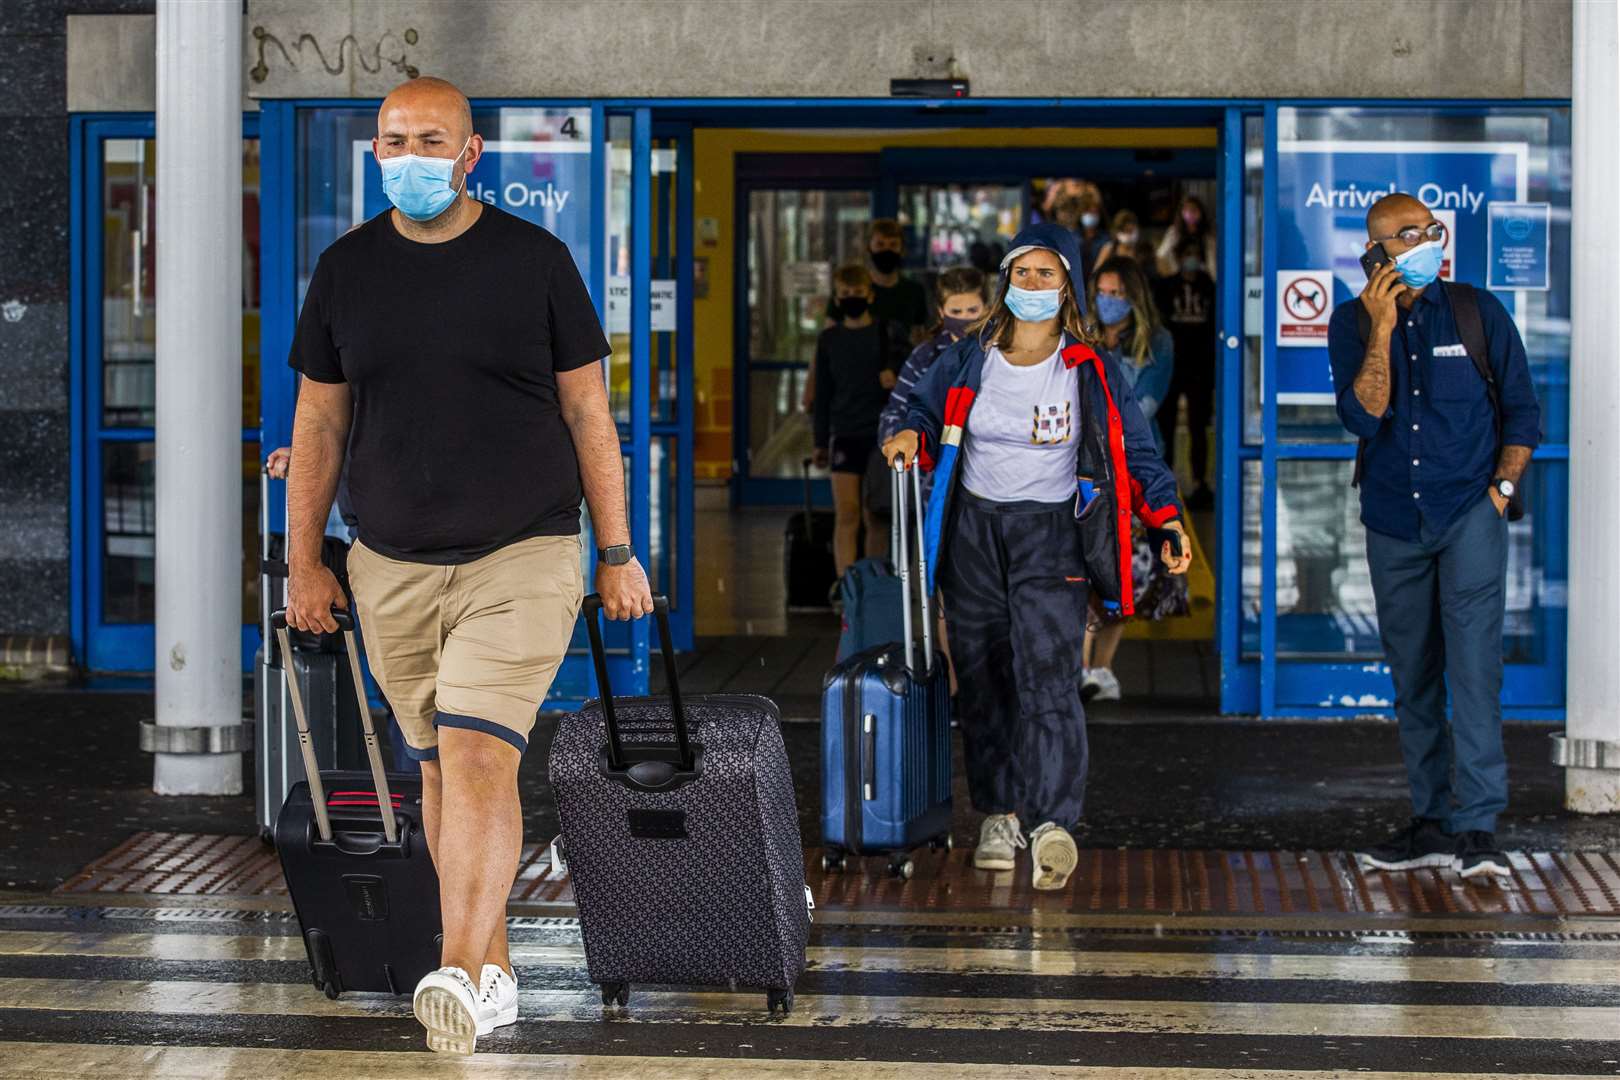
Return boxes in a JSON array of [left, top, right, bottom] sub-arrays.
[[270, 606, 398, 846], [890, 459, 934, 677], [582, 594, 692, 775]]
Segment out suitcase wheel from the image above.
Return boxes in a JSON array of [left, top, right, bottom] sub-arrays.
[[928, 833, 954, 852], [888, 857, 914, 881], [257, 827, 274, 849], [820, 850, 847, 874], [600, 981, 629, 1008], [321, 980, 339, 1001], [767, 988, 794, 1016]]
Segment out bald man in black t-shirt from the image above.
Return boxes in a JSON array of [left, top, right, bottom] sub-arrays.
[[284, 76, 651, 1055]]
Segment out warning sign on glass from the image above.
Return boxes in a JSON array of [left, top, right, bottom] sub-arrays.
[[1276, 270, 1334, 348]]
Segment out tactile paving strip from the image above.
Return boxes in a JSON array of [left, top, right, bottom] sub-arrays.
[[53, 832, 1620, 917]]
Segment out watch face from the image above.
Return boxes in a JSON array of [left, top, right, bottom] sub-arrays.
[[1497, 480, 1515, 498]]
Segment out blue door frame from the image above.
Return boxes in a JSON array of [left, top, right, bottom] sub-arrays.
[[256, 100, 686, 705], [1220, 101, 1570, 720], [70, 114, 263, 674], [69, 95, 1568, 722]]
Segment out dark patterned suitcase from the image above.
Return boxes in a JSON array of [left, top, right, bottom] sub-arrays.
[[550, 595, 810, 1015]]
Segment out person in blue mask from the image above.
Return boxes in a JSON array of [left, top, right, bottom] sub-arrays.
[[1328, 192, 1540, 883], [283, 76, 651, 1054], [882, 224, 1190, 891]]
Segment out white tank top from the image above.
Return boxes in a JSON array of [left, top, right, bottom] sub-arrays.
[[960, 345, 1079, 503]]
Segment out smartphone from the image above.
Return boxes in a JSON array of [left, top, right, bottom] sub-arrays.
[[1359, 245, 1392, 280]]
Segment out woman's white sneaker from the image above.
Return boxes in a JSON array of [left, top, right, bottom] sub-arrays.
[[413, 966, 481, 1055], [973, 813, 1026, 871], [1029, 821, 1078, 890], [478, 963, 519, 1034]]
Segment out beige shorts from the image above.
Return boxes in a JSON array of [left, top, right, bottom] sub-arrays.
[[347, 534, 584, 760]]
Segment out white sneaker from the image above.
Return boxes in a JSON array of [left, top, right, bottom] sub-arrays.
[[972, 813, 1026, 871], [478, 964, 518, 1035], [1086, 667, 1121, 702], [1030, 821, 1079, 891], [413, 966, 481, 1055]]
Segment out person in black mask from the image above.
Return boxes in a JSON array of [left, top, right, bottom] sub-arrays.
[[822, 218, 931, 342], [813, 263, 908, 577], [1155, 236, 1219, 508]]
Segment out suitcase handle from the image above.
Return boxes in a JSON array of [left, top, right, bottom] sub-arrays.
[[270, 606, 397, 846], [890, 460, 933, 677], [581, 594, 693, 775]]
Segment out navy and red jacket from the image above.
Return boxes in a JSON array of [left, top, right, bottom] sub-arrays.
[[901, 224, 1183, 615]]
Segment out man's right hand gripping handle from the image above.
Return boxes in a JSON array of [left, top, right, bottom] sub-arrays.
[[286, 562, 348, 635]]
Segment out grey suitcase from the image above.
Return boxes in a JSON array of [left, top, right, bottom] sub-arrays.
[[550, 595, 811, 1015]]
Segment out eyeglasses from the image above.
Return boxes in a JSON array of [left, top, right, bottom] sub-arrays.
[[1375, 221, 1447, 247]]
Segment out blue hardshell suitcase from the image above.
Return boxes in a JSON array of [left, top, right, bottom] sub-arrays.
[[820, 461, 952, 877]]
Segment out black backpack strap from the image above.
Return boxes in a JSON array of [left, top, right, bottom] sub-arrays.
[[1442, 281, 1499, 414]]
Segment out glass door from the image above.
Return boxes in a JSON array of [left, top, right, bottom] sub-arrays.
[[75, 118, 262, 673], [1238, 104, 1570, 717], [734, 159, 876, 506]]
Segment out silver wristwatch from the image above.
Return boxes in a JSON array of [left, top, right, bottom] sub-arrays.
[[1494, 478, 1515, 500]]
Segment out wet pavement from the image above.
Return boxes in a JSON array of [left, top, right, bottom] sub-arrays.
[[1, 684, 1613, 895], [2, 682, 1619, 1076]]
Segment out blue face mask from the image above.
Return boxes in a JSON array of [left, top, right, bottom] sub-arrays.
[[1005, 283, 1063, 323], [379, 137, 470, 222], [1394, 239, 1444, 289], [1096, 292, 1134, 325]]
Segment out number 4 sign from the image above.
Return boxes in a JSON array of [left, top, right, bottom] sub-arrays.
[[1276, 270, 1335, 347]]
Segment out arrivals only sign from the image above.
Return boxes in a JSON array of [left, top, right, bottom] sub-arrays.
[[1273, 139, 1532, 405]]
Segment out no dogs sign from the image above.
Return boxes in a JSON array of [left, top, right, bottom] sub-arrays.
[[1276, 270, 1334, 347]]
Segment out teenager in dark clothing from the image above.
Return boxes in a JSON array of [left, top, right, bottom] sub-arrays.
[[1155, 236, 1219, 508], [883, 223, 1189, 891], [879, 266, 988, 443], [822, 217, 931, 337], [814, 263, 908, 575]]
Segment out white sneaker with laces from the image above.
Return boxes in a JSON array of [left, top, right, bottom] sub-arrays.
[[972, 813, 1026, 871], [413, 965, 481, 1055], [1030, 821, 1079, 891], [1089, 667, 1121, 701], [478, 964, 518, 1035]]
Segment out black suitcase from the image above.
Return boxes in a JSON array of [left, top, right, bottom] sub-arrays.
[[255, 466, 366, 839], [550, 595, 811, 1015], [271, 607, 442, 999], [785, 457, 837, 610]]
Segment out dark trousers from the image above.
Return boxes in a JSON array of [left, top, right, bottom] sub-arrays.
[[1159, 373, 1214, 484], [942, 492, 1090, 827], [1365, 493, 1509, 834]]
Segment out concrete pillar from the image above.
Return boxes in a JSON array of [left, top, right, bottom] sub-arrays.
[[151, 0, 243, 795], [1566, 0, 1620, 814]]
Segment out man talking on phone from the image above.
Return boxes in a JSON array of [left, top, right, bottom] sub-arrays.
[[1327, 192, 1540, 882]]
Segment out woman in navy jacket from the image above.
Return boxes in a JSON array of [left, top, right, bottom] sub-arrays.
[[882, 223, 1189, 890]]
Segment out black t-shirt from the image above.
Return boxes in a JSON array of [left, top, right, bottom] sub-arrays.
[[813, 320, 908, 446], [1155, 272, 1218, 378], [289, 206, 610, 564], [824, 275, 931, 333]]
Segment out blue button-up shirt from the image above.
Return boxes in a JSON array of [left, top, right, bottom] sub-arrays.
[[1328, 281, 1540, 542]]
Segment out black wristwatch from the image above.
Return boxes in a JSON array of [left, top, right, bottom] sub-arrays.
[[598, 544, 633, 566], [1493, 478, 1516, 500]]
